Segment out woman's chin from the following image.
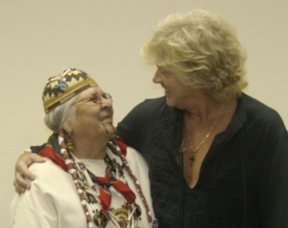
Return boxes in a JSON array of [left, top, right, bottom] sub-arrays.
[[165, 97, 177, 107], [101, 122, 116, 136]]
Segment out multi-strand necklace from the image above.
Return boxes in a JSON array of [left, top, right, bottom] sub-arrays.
[[185, 104, 224, 165], [58, 131, 153, 227]]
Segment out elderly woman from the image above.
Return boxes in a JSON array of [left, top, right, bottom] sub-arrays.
[[10, 68, 156, 228], [14, 10, 288, 227]]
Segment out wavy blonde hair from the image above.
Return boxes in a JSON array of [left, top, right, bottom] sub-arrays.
[[141, 9, 248, 103]]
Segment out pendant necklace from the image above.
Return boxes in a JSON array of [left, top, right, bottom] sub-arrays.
[[186, 104, 224, 166]]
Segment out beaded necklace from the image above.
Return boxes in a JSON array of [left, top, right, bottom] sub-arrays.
[[58, 130, 153, 228]]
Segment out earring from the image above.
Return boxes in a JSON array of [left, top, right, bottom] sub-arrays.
[[66, 133, 74, 152]]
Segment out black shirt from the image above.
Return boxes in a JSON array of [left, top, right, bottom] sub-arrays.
[[117, 93, 288, 228]]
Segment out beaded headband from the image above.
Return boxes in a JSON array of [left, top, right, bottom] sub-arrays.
[[42, 68, 98, 113]]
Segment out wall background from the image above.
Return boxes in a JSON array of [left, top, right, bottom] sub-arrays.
[[1, 1, 287, 227]]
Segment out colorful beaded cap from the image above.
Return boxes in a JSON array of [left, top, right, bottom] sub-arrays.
[[42, 68, 98, 113]]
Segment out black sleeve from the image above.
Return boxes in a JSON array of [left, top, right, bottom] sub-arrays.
[[30, 134, 59, 154], [116, 101, 145, 151], [30, 144, 46, 153], [258, 115, 288, 227]]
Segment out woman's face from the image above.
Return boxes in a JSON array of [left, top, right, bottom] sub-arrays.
[[68, 86, 115, 139], [153, 66, 194, 109]]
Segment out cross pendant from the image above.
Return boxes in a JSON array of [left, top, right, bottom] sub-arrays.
[[189, 154, 196, 166]]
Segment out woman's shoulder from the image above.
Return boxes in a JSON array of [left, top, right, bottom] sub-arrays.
[[28, 158, 71, 187], [29, 157, 63, 172], [126, 147, 146, 162], [241, 93, 283, 120], [240, 93, 286, 130], [125, 147, 149, 171]]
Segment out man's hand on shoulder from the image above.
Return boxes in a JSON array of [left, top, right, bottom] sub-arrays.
[[14, 150, 45, 194]]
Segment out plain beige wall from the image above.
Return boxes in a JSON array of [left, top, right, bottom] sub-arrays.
[[1, 1, 287, 227]]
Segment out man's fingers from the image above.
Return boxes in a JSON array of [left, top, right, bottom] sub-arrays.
[[13, 176, 26, 195], [15, 172, 31, 189], [24, 153, 46, 166], [16, 152, 45, 181], [14, 181, 25, 195], [13, 151, 45, 194], [16, 160, 35, 181]]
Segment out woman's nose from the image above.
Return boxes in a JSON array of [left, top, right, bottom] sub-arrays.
[[153, 69, 162, 84], [100, 98, 113, 109]]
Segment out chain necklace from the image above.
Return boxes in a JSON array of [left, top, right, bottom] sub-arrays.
[[186, 104, 224, 166]]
